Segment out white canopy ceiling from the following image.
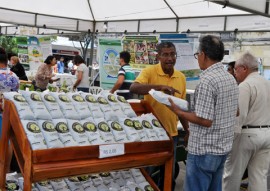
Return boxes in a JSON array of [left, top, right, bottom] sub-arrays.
[[0, 0, 270, 35]]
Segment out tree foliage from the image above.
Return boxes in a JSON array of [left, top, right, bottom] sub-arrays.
[[0, 36, 17, 54]]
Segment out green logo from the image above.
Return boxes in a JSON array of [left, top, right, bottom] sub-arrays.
[[27, 122, 41, 133]]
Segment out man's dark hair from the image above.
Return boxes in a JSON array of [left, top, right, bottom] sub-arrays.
[[73, 55, 85, 65], [44, 55, 56, 65], [199, 35, 224, 61], [119, 51, 131, 64], [156, 42, 176, 54], [228, 61, 235, 69], [0, 47, 7, 65]]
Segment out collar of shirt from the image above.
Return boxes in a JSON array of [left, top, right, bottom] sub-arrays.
[[243, 71, 260, 81], [199, 62, 223, 78], [156, 63, 181, 78]]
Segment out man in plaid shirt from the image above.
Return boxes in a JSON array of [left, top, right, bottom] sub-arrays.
[[169, 35, 239, 191]]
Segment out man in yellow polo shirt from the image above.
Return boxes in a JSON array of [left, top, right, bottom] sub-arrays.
[[130, 41, 189, 191]]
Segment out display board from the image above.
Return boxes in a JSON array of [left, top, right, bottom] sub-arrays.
[[98, 38, 122, 90]]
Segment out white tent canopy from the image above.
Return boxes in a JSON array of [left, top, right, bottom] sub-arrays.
[[0, 0, 270, 35]]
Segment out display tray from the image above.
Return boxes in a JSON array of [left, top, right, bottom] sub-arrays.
[[0, 100, 173, 191]]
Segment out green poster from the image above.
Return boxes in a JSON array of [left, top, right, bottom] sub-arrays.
[[98, 38, 122, 90]]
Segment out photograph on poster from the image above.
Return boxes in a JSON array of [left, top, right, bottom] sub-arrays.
[[18, 53, 29, 64]]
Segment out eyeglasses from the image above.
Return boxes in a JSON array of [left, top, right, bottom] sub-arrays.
[[194, 52, 199, 59], [160, 53, 177, 58]]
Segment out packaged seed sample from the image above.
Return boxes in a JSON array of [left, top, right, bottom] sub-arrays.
[[65, 177, 84, 191], [94, 95, 116, 121], [127, 182, 143, 191], [121, 170, 135, 184], [3, 92, 35, 120], [129, 169, 146, 184], [49, 92, 80, 120], [49, 179, 70, 191], [132, 118, 149, 141], [37, 120, 63, 148], [40, 91, 64, 119], [101, 92, 126, 118], [20, 91, 51, 120], [77, 175, 97, 191], [107, 120, 129, 142], [35, 180, 54, 191], [67, 119, 90, 146], [94, 118, 115, 144], [110, 171, 126, 187], [144, 113, 169, 141], [138, 116, 159, 141], [117, 95, 137, 118], [21, 120, 47, 150], [139, 182, 155, 191], [80, 118, 104, 145], [91, 175, 103, 187], [52, 118, 78, 147], [80, 92, 104, 118], [66, 92, 92, 119], [118, 117, 140, 142]]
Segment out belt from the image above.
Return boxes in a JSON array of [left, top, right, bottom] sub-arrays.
[[242, 125, 270, 129]]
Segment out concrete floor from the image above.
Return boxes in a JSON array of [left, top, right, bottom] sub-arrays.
[[175, 162, 186, 191]]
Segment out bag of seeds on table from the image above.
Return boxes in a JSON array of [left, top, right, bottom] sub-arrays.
[[80, 117, 104, 145], [118, 117, 140, 142], [94, 118, 115, 144], [78, 175, 97, 191], [105, 181, 121, 191], [137, 116, 159, 141], [66, 92, 92, 119], [132, 118, 149, 142], [80, 92, 104, 118], [37, 120, 64, 148], [67, 119, 90, 146], [91, 175, 104, 187], [21, 120, 47, 150], [52, 118, 78, 147], [101, 92, 125, 118], [40, 91, 64, 119], [149, 89, 188, 111], [49, 92, 80, 120], [65, 177, 84, 191], [3, 92, 35, 120], [129, 169, 146, 184], [94, 95, 116, 121], [107, 120, 128, 143], [5, 173, 19, 191], [121, 170, 135, 184], [35, 180, 54, 191], [126, 182, 143, 191], [99, 172, 114, 186], [117, 95, 137, 118], [144, 113, 169, 141], [139, 182, 154, 191], [110, 171, 126, 187], [49, 179, 70, 191], [20, 91, 51, 120]]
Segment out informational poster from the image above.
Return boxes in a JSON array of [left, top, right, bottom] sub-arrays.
[[16, 37, 29, 65], [38, 36, 52, 61], [28, 36, 43, 71], [122, 35, 159, 70], [98, 38, 122, 90]]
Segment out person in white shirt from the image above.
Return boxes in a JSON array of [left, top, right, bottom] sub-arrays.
[[72, 55, 89, 92], [223, 52, 270, 191]]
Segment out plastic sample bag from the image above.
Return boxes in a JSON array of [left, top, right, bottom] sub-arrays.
[[65, 177, 84, 191], [118, 117, 140, 142], [3, 92, 35, 120], [94, 118, 115, 144], [80, 93, 104, 119], [117, 95, 137, 118], [67, 119, 90, 146], [107, 120, 128, 143], [80, 118, 104, 145], [101, 92, 125, 118], [20, 91, 51, 120], [52, 118, 78, 147], [49, 179, 69, 191], [78, 175, 97, 191], [35, 181, 54, 191], [94, 95, 116, 121], [132, 118, 149, 142], [149, 89, 188, 111], [40, 92, 64, 119], [139, 181, 154, 191], [130, 169, 146, 184], [37, 120, 64, 148], [21, 120, 47, 150], [137, 116, 159, 141]]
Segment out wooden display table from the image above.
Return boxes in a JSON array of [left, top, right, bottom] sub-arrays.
[[0, 100, 173, 191]]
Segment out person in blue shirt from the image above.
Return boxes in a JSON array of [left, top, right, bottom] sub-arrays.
[[57, 57, 65, 73]]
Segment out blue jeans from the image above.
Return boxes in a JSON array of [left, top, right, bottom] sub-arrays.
[[184, 153, 227, 191], [77, 87, 89, 93]]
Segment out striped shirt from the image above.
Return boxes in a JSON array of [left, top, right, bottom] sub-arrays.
[[188, 62, 239, 155], [118, 64, 135, 91]]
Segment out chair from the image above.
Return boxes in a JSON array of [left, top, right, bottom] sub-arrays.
[[89, 86, 103, 95]]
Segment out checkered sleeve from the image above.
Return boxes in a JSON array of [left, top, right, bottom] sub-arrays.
[[195, 82, 215, 121]]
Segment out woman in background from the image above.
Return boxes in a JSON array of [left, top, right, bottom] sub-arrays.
[[72, 55, 89, 92], [34, 55, 59, 91], [10, 56, 28, 81]]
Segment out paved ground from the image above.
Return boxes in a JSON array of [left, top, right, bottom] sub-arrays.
[[175, 162, 186, 191]]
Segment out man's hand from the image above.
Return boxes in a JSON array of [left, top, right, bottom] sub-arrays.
[[160, 85, 181, 95], [168, 97, 182, 115]]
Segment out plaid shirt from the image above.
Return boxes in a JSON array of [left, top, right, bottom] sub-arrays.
[[188, 63, 239, 155]]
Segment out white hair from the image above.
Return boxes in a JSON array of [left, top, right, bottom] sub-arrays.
[[236, 52, 258, 70]]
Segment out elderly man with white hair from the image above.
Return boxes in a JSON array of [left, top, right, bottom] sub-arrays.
[[223, 52, 270, 191]]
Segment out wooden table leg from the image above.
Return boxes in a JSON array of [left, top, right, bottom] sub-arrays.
[[0, 103, 11, 190], [163, 155, 173, 191]]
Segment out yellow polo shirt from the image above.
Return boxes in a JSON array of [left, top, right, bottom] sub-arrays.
[[135, 63, 186, 137]]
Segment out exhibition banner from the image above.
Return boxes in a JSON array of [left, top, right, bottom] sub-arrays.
[[98, 38, 122, 90], [122, 35, 159, 70], [16, 36, 29, 64]]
